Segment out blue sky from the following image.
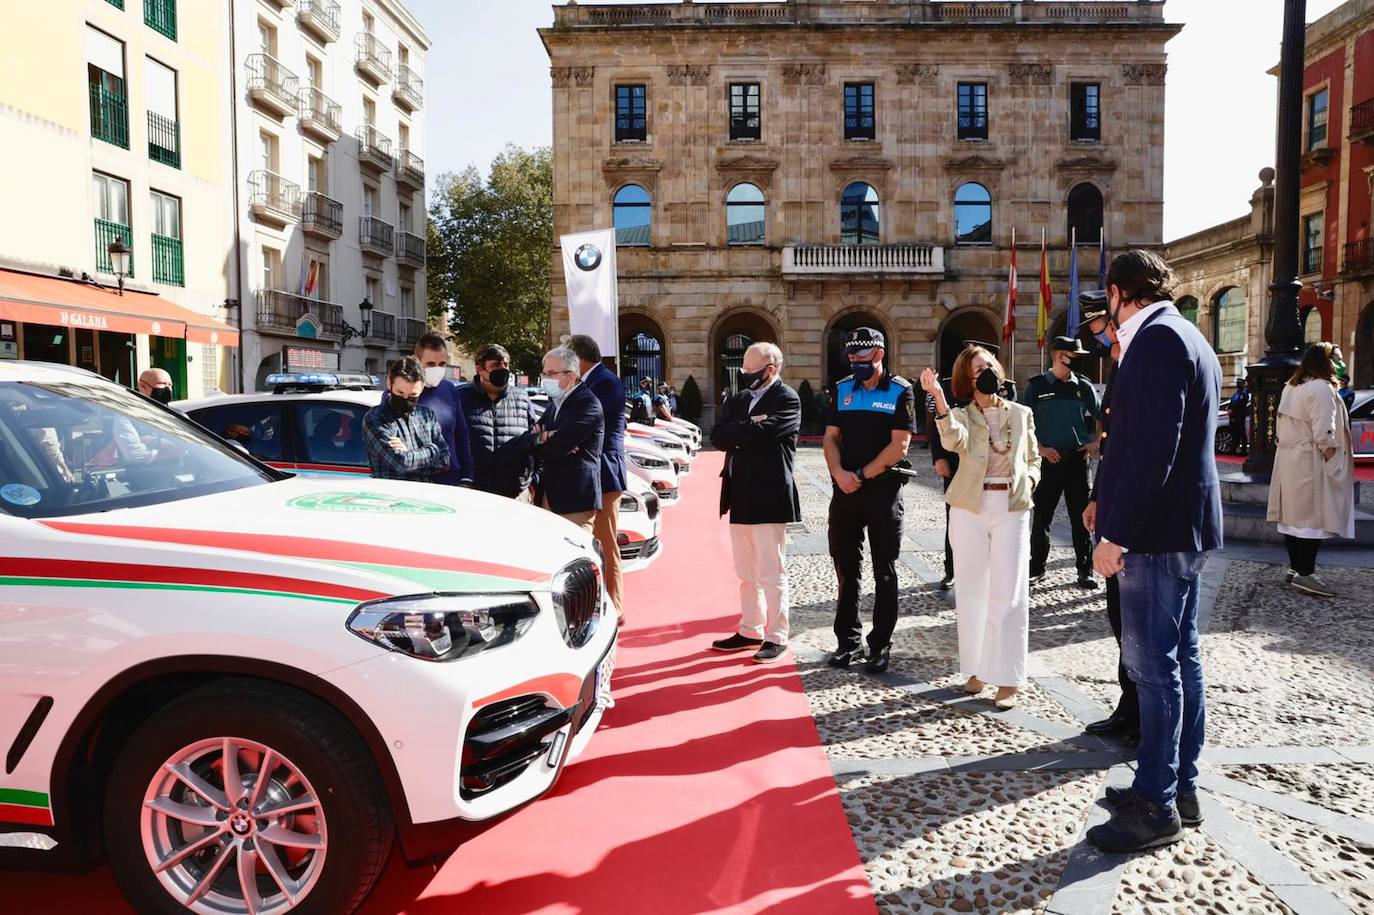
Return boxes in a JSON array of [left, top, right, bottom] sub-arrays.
[[411, 0, 1347, 240]]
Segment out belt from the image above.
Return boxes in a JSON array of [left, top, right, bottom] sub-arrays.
[[983, 482, 1010, 491]]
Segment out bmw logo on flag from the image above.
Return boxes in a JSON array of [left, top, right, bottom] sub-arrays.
[[574, 243, 602, 272]]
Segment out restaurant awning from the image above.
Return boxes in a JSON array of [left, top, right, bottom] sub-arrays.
[[0, 269, 239, 347]]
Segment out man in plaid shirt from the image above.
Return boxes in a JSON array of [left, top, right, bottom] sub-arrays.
[[363, 356, 450, 481]]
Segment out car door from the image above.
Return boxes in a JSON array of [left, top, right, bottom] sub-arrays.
[[293, 400, 373, 477], [187, 402, 291, 471]]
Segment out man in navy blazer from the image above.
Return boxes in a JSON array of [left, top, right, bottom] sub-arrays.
[[1087, 250, 1223, 855], [568, 335, 631, 618], [533, 346, 604, 533]]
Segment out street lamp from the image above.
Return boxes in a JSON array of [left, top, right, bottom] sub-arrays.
[[107, 238, 132, 296], [340, 296, 374, 346]]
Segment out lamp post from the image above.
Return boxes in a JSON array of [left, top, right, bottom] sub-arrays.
[[340, 296, 374, 347], [1243, 0, 1308, 476], [107, 238, 132, 296]]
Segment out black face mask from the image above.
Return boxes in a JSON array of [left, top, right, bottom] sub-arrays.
[[739, 367, 769, 391], [487, 367, 511, 388], [391, 394, 419, 415], [975, 367, 1001, 396], [149, 387, 173, 405]]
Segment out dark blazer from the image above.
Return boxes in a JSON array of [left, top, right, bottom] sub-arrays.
[[534, 383, 605, 514], [710, 381, 802, 524], [1096, 304, 1224, 553], [582, 362, 630, 495]]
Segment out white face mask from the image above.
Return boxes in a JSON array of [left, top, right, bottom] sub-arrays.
[[422, 366, 447, 387], [541, 377, 565, 400]]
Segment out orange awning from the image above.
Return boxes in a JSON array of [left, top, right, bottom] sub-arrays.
[[0, 269, 239, 347]]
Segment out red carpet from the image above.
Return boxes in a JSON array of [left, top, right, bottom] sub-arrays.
[[1, 452, 876, 915], [1216, 452, 1374, 480]]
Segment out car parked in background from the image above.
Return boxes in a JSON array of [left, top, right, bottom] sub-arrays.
[[627, 422, 692, 474], [1349, 390, 1374, 458], [626, 439, 680, 505]]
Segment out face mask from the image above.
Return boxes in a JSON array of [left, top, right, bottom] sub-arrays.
[[850, 361, 877, 383], [422, 366, 447, 387], [149, 387, 173, 405], [1093, 330, 1113, 352], [1333, 358, 1348, 379], [391, 394, 419, 415], [739, 367, 769, 390], [487, 367, 511, 388], [975, 367, 1001, 396], [542, 378, 566, 400]]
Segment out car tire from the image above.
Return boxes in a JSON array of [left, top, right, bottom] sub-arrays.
[[103, 678, 392, 915]]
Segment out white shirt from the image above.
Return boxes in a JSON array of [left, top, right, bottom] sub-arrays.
[[1116, 300, 1173, 359], [748, 375, 779, 412]]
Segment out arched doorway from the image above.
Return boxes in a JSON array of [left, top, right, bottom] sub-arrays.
[[1357, 302, 1374, 388], [712, 311, 777, 400], [1050, 313, 1111, 384], [619, 313, 666, 393], [825, 311, 891, 388], [937, 308, 999, 379]]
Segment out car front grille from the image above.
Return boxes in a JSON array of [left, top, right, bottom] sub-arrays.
[[619, 535, 659, 561], [552, 558, 601, 648], [460, 694, 573, 799]]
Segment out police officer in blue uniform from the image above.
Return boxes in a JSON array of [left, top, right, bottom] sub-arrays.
[[824, 327, 916, 673]]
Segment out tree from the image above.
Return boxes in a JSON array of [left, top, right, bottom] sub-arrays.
[[428, 145, 552, 377], [797, 379, 818, 434], [678, 375, 703, 422]]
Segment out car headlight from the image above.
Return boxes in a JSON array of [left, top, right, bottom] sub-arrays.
[[346, 593, 538, 661]]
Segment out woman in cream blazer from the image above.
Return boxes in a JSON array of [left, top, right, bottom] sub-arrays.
[[920, 346, 1041, 710]]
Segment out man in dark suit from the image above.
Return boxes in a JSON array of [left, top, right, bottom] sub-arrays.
[[708, 342, 802, 664], [567, 334, 631, 619], [1087, 250, 1223, 855], [533, 346, 604, 533]]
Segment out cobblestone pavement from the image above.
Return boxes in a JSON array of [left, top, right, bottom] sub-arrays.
[[782, 447, 1374, 915]]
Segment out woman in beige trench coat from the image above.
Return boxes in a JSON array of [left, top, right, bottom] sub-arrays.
[[1266, 342, 1355, 597]]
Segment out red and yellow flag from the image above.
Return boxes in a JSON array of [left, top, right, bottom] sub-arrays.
[[1037, 230, 1052, 349]]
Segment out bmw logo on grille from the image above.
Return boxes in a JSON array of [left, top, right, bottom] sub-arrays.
[[574, 243, 602, 272]]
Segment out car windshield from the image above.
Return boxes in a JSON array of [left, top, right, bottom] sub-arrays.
[[0, 376, 277, 519]]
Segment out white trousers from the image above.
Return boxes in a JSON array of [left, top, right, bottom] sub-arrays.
[[730, 522, 790, 645], [949, 490, 1031, 687]]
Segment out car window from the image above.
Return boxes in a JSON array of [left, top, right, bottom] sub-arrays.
[[0, 379, 275, 520], [190, 403, 285, 461], [298, 403, 369, 467], [1350, 395, 1373, 420]]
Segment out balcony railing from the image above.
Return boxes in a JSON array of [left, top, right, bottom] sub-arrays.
[[396, 149, 424, 191], [395, 231, 426, 269], [147, 111, 180, 167], [359, 216, 394, 256], [95, 219, 133, 276], [397, 317, 426, 349], [151, 234, 183, 286], [144, 0, 177, 40], [356, 125, 392, 172], [354, 33, 393, 84], [256, 289, 343, 339], [248, 170, 302, 224], [1343, 239, 1374, 277], [369, 309, 397, 343], [782, 244, 945, 276], [246, 53, 300, 117], [297, 86, 342, 140], [393, 64, 423, 111], [302, 192, 343, 238], [1071, 111, 1101, 142], [297, 0, 341, 43], [89, 84, 129, 149], [1351, 99, 1374, 143]]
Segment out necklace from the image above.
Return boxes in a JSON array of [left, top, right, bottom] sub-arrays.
[[974, 400, 1011, 455]]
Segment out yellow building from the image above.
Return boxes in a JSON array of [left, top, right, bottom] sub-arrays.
[[0, 0, 238, 397]]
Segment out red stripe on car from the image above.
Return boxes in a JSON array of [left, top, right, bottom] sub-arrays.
[[0, 558, 386, 602]]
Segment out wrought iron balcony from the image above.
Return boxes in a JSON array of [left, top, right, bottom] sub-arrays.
[[151, 234, 183, 286], [1343, 239, 1374, 278], [255, 289, 343, 340], [396, 149, 424, 193], [89, 83, 129, 149], [359, 216, 394, 257], [144, 0, 177, 40], [393, 64, 423, 112], [297, 86, 342, 141], [395, 231, 425, 269], [95, 219, 133, 276], [302, 192, 343, 239], [248, 170, 302, 225], [368, 309, 396, 343], [297, 0, 340, 43], [147, 111, 180, 167], [356, 125, 393, 173], [782, 244, 945, 276], [397, 316, 426, 349], [246, 53, 300, 118], [354, 33, 392, 85], [1351, 99, 1374, 145]]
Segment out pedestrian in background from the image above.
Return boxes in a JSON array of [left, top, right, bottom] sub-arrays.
[[921, 346, 1041, 710], [457, 343, 539, 499], [137, 367, 174, 405], [568, 334, 631, 620], [709, 342, 801, 664], [413, 333, 475, 487], [363, 356, 450, 482], [1226, 378, 1252, 456], [1267, 342, 1355, 598], [533, 346, 604, 533], [631, 377, 657, 426]]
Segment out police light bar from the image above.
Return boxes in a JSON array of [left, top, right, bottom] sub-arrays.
[[266, 372, 339, 387]]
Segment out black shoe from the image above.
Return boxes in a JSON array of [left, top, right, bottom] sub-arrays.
[[1105, 787, 1202, 828], [937, 575, 954, 591], [1087, 794, 1183, 853], [752, 642, 786, 664], [1122, 729, 1140, 748], [827, 646, 866, 668], [1075, 576, 1099, 590], [864, 645, 891, 674], [711, 633, 764, 653], [1085, 712, 1139, 737]]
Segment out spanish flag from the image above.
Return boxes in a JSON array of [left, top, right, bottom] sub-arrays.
[[1037, 230, 1052, 349]]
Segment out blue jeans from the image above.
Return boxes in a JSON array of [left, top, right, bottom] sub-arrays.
[[1117, 550, 1208, 811]]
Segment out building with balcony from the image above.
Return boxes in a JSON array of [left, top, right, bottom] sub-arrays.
[[542, 0, 1179, 418], [232, 0, 429, 388], [0, 0, 238, 397]]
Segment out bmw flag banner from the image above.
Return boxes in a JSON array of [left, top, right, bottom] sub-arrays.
[[560, 228, 619, 356]]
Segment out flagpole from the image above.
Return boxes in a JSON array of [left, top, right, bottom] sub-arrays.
[[1040, 228, 1048, 375], [1009, 227, 1017, 382]]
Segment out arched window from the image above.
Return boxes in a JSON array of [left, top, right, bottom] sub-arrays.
[[726, 183, 766, 246], [1067, 183, 1104, 246], [1213, 287, 1247, 353], [613, 184, 651, 247], [1302, 306, 1324, 345], [954, 182, 992, 245], [840, 182, 880, 246], [1176, 295, 1199, 326]]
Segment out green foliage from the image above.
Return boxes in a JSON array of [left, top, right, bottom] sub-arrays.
[[678, 375, 703, 421], [427, 145, 552, 378], [797, 379, 817, 433]]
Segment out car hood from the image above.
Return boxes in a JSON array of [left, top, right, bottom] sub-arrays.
[[36, 476, 595, 598]]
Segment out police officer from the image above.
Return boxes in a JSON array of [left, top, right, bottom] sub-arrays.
[[1078, 289, 1139, 744], [824, 327, 916, 673], [1022, 335, 1100, 589]]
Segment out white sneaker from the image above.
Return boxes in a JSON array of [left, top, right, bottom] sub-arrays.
[[1291, 573, 1336, 598], [1283, 568, 1298, 584]]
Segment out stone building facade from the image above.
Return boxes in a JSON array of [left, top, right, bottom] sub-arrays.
[[541, 0, 1179, 422]]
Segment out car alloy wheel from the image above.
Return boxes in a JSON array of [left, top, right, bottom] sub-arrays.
[[140, 736, 327, 914]]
